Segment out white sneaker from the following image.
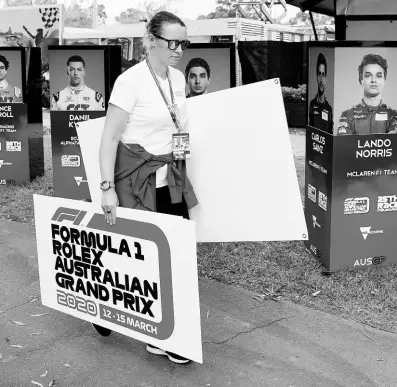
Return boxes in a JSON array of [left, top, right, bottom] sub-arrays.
[[146, 344, 190, 364]]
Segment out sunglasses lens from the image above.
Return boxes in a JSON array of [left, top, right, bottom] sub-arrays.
[[169, 41, 178, 50]]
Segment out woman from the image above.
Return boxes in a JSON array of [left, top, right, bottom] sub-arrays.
[[94, 11, 198, 365]]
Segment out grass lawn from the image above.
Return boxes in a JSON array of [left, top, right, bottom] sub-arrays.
[[1, 118, 397, 334]]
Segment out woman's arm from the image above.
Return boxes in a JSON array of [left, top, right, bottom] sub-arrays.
[[99, 103, 130, 225]]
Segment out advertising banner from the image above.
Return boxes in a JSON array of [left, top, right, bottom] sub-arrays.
[[307, 46, 335, 134], [33, 194, 202, 363], [51, 111, 105, 200], [330, 134, 397, 270], [0, 103, 29, 185], [305, 42, 397, 271], [76, 78, 309, 243], [173, 43, 236, 95], [49, 46, 112, 200], [304, 126, 334, 268]]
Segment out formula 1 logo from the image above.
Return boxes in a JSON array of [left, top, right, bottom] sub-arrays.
[[360, 226, 383, 240], [51, 207, 87, 225]]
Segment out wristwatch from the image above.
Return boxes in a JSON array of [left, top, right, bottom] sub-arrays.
[[100, 181, 115, 191]]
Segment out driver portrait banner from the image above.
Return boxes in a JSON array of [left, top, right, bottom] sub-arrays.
[[51, 110, 105, 200], [0, 103, 29, 185], [33, 195, 202, 363]]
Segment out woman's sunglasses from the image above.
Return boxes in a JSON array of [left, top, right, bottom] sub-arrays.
[[153, 34, 190, 51]]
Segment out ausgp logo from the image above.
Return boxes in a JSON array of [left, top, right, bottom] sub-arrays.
[[354, 256, 386, 266]]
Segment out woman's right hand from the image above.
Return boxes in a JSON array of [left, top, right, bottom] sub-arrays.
[[101, 189, 119, 226]]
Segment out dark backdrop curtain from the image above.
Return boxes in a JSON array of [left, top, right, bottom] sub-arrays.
[[238, 41, 308, 87]]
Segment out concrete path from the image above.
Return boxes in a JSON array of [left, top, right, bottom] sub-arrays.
[[1, 220, 397, 387]]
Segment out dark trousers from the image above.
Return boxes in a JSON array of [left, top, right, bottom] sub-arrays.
[[155, 186, 189, 220]]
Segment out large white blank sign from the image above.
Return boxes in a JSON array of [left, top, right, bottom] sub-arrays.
[[185, 78, 307, 242], [77, 78, 308, 243]]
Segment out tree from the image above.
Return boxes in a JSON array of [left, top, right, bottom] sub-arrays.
[[115, 7, 143, 24], [64, 2, 107, 28], [198, 0, 264, 20], [33, 0, 57, 4], [205, 0, 238, 19], [2, 0, 57, 5], [90, 3, 107, 26], [289, 11, 334, 26], [5, 0, 33, 5], [115, 0, 182, 24], [138, 0, 180, 20]]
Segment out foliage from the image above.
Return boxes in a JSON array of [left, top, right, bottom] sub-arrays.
[[116, 0, 181, 24], [4, 0, 107, 27], [33, 0, 57, 4], [115, 7, 143, 24], [201, 0, 237, 19], [64, 3, 107, 28], [198, 0, 269, 20], [5, 0, 32, 5], [289, 11, 334, 26], [282, 84, 307, 103], [138, 0, 179, 20], [4, 0, 57, 4]]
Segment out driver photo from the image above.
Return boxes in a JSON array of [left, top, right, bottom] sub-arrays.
[[51, 55, 105, 111], [309, 53, 333, 134], [0, 54, 23, 103], [337, 53, 397, 135]]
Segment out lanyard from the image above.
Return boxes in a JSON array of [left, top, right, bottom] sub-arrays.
[[146, 59, 182, 132]]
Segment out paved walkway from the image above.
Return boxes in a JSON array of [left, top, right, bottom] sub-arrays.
[[1, 220, 397, 387]]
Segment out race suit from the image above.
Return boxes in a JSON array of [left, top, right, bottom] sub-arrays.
[[51, 85, 105, 111], [309, 95, 333, 134], [337, 100, 397, 135], [0, 81, 22, 103]]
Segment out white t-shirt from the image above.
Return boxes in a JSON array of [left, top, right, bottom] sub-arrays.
[[109, 60, 187, 188]]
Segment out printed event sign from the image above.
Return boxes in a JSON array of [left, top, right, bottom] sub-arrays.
[[305, 126, 397, 271], [33, 194, 202, 363], [51, 111, 105, 200], [0, 103, 29, 185], [304, 126, 334, 268]]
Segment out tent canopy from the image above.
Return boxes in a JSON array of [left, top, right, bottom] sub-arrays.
[[286, 0, 335, 16], [286, 0, 397, 17]]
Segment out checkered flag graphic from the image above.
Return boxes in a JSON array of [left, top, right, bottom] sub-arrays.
[[39, 7, 60, 29]]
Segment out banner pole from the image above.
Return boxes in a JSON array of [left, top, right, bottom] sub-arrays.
[[236, 1, 240, 87]]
